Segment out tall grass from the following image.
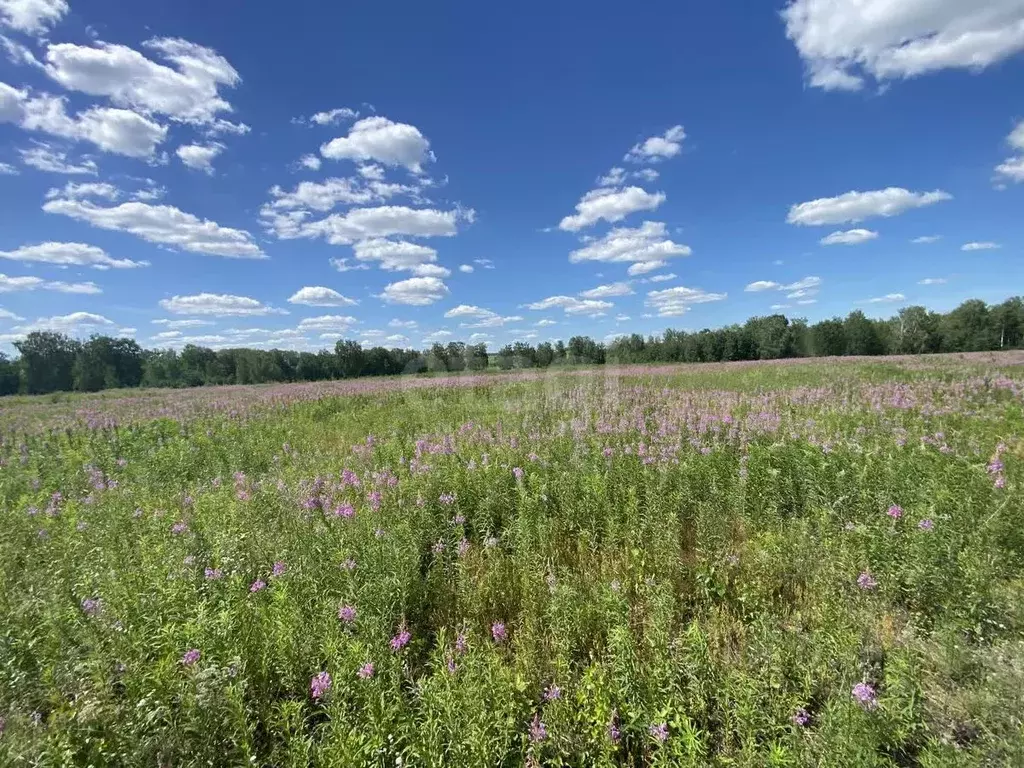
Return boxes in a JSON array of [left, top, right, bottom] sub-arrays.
[[1, 359, 1022, 766]]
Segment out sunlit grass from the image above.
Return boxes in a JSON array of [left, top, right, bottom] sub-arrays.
[[1, 357, 1022, 766]]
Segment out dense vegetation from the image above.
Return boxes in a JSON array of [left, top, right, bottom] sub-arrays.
[[1, 357, 1022, 766], [1, 297, 1022, 396]]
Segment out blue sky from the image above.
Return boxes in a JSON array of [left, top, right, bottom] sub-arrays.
[[1, 0, 1023, 352]]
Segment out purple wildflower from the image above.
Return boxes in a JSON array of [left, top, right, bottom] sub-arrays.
[[649, 722, 669, 743], [334, 504, 355, 519], [358, 661, 375, 679], [204, 567, 223, 580], [987, 459, 1004, 475], [310, 671, 332, 699], [603, 447, 613, 458], [446, 655, 457, 674], [391, 628, 411, 652], [250, 579, 266, 593], [271, 561, 287, 577], [338, 604, 356, 624], [451, 514, 466, 525], [171, 521, 189, 535], [544, 683, 561, 701], [341, 558, 357, 571], [439, 492, 456, 505], [81, 597, 102, 616], [852, 682, 878, 710], [512, 467, 524, 481], [857, 572, 878, 590], [529, 713, 547, 743], [491, 621, 507, 643], [458, 538, 470, 557], [918, 518, 934, 531], [792, 707, 810, 727], [181, 648, 201, 666], [886, 505, 903, 520], [608, 710, 620, 743], [455, 631, 467, 654], [432, 540, 445, 555], [995, 475, 1006, 489]]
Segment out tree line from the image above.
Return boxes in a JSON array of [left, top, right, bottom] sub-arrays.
[[1, 297, 1021, 396]]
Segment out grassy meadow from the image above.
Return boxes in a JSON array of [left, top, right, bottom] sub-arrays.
[[1, 355, 1023, 766]]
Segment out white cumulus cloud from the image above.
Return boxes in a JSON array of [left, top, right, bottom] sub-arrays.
[[962, 241, 1000, 251], [304, 107, 358, 126], [378, 276, 449, 306], [820, 228, 879, 245], [624, 125, 686, 163], [626, 259, 668, 276], [0, 272, 99, 293], [525, 296, 613, 316], [288, 286, 358, 306], [579, 282, 633, 299], [43, 37, 240, 124], [570, 221, 691, 264], [788, 188, 951, 226], [866, 293, 907, 304], [995, 120, 1024, 183], [176, 142, 223, 173], [43, 197, 265, 258], [3, 84, 168, 157], [443, 304, 521, 327], [0, 241, 145, 269], [19, 143, 97, 174], [645, 285, 727, 317], [159, 293, 286, 316], [15, 311, 114, 334], [559, 186, 665, 231], [321, 116, 433, 173], [0, 0, 68, 34], [783, 1, 1024, 91], [297, 314, 357, 332]]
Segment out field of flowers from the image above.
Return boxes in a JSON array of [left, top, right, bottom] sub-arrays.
[[1, 355, 1023, 766]]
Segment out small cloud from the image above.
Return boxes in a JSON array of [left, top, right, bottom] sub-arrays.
[[865, 293, 906, 304], [820, 229, 878, 246], [961, 241, 1000, 251]]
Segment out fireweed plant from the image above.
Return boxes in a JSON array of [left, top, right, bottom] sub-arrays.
[[1, 355, 1023, 766]]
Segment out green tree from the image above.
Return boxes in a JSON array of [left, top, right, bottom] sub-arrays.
[[844, 311, 884, 356], [940, 299, 995, 352], [334, 340, 366, 378], [14, 332, 81, 394], [0, 353, 20, 395], [810, 319, 846, 357]]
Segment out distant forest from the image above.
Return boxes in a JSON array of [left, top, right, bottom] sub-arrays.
[[2, 297, 1022, 396]]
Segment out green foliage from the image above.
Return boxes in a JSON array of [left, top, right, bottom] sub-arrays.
[[4, 296, 1024, 403], [0, 358, 1022, 765]]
